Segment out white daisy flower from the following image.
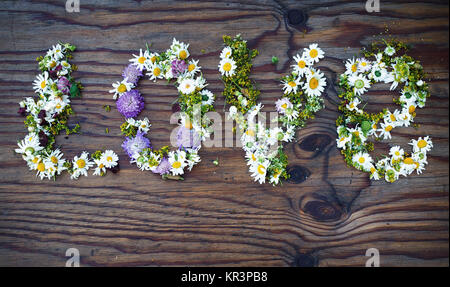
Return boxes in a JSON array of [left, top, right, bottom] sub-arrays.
[[178, 78, 196, 95], [137, 118, 151, 134], [147, 62, 164, 82], [348, 74, 371, 96], [194, 75, 208, 90], [101, 150, 119, 169], [346, 98, 363, 114], [250, 160, 270, 184], [357, 58, 372, 73], [336, 135, 351, 150], [71, 152, 94, 179], [292, 52, 312, 76], [384, 109, 401, 125], [93, 158, 107, 176], [169, 150, 187, 176], [130, 49, 150, 71], [369, 165, 380, 180], [384, 46, 396, 56], [369, 67, 387, 82], [171, 39, 190, 60], [385, 165, 399, 182], [378, 122, 395, 140], [269, 168, 283, 185], [275, 97, 293, 115], [348, 127, 367, 143], [409, 136, 433, 153], [33, 72, 51, 94], [200, 89, 215, 106], [304, 70, 326, 97], [220, 47, 233, 59], [282, 77, 302, 95], [304, 43, 324, 63], [186, 59, 201, 76], [352, 152, 373, 171], [389, 146, 404, 161], [15, 133, 43, 156], [109, 78, 134, 100], [219, 58, 236, 77], [44, 149, 66, 176], [345, 58, 359, 75]]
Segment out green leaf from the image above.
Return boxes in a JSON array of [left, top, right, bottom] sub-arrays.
[[361, 121, 371, 133], [70, 84, 81, 98]]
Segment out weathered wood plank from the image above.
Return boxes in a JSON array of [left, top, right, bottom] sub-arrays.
[[0, 0, 448, 266]]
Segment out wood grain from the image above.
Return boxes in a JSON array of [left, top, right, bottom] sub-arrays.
[[0, 0, 448, 267]]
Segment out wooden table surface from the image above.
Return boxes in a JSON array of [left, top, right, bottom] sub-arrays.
[[0, 0, 448, 267]]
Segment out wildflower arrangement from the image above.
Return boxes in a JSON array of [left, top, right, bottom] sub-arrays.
[[220, 35, 326, 185], [111, 39, 215, 180], [15, 43, 119, 180], [336, 40, 433, 183]]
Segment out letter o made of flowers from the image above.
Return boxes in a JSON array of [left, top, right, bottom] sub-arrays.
[[336, 40, 433, 183], [110, 39, 215, 180], [220, 35, 326, 185], [15, 43, 119, 180]]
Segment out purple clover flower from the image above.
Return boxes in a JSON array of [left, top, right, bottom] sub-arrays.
[[122, 131, 151, 159], [154, 157, 171, 175], [122, 64, 143, 85], [171, 59, 188, 77], [116, 89, 145, 118], [57, 76, 71, 94], [177, 126, 201, 149]]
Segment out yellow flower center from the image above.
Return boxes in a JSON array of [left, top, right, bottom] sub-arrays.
[[339, 137, 346, 142], [49, 61, 56, 68], [37, 162, 46, 172], [288, 81, 297, 88], [56, 103, 61, 109], [51, 156, 58, 164], [298, 60, 306, 69], [390, 114, 396, 122], [361, 62, 367, 67], [188, 64, 195, 72], [138, 56, 146, 64], [153, 67, 161, 76], [117, 84, 127, 93], [349, 103, 355, 109], [107, 156, 112, 162], [353, 131, 360, 137], [409, 105, 416, 114], [385, 125, 393, 132], [151, 56, 157, 63], [185, 120, 193, 129], [309, 49, 318, 58], [370, 167, 376, 174], [395, 151, 400, 156], [225, 51, 231, 57], [251, 154, 256, 161], [99, 163, 105, 169], [404, 157, 414, 165], [76, 159, 86, 169], [358, 157, 365, 164], [40, 81, 46, 89], [281, 103, 287, 109], [179, 50, 187, 60], [32, 157, 39, 164], [418, 140, 427, 148], [351, 64, 357, 73], [223, 62, 232, 72], [172, 161, 181, 169], [309, 78, 319, 90], [246, 129, 255, 137], [257, 165, 265, 175]]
